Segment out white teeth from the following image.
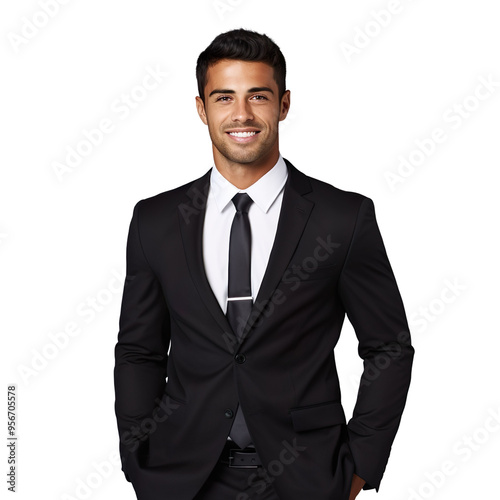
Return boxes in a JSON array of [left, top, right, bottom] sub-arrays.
[[229, 131, 257, 137]]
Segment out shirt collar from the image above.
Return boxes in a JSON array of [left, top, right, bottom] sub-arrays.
[[209, 155, 288, 214]]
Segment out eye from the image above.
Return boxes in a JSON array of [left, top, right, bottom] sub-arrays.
[[215, 95, 232, 102], [251, 94, 268, 101]]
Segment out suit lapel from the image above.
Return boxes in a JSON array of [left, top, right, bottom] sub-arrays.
[[177, 169, 237, 348], [244, 159, 314, 340], [177, 159, 314, 351]]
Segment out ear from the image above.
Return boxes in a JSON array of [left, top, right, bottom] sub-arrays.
[[195, 96, 208, 125], [279, 90, 291, 122]]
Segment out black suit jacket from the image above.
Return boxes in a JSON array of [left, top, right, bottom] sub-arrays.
[[114, 159, 414, 500]]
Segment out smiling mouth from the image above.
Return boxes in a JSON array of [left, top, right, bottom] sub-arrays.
[[227, 131, 259, 138]]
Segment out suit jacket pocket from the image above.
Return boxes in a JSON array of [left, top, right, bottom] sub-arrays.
[[289, 400, 346, 432]]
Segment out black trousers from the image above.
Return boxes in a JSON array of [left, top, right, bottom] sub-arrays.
[[193, 445, 280, 500]]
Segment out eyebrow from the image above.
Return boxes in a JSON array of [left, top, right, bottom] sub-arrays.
[[208, 86, 275, 97]]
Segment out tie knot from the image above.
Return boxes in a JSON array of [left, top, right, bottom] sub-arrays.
[[232, 193, 253, 214]]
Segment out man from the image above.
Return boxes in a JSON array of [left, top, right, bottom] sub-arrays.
[[114, 29, 414, 500]]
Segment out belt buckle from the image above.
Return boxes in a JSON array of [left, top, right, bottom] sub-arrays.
[[228, 449, 259, 469]]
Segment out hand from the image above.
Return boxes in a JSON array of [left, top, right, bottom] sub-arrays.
[[348, 473, 366, 500]]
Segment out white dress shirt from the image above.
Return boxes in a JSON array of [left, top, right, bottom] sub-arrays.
[[202, 155, 288, 315]]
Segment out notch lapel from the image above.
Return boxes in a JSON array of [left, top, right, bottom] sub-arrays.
[[243, 160, 314, 342], [177, 169, 237, 349]]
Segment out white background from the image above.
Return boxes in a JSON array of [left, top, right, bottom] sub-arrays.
[[1, 1, 499, 499]]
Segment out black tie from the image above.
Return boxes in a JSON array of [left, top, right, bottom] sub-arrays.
[[227, 193, 253, 448]]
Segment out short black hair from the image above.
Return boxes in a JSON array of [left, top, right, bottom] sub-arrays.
[[196, 28, 286, 103]]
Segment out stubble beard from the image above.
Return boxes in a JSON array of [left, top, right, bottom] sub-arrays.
[[211, 123, 279, 167]]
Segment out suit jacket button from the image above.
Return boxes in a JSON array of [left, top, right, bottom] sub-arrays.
[[224, 409, 234, 419], [235, 354, 246, 364]]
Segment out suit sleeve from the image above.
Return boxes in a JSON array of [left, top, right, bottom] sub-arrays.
[[338, 197, 414, 492], [114, 201, 170, 481]]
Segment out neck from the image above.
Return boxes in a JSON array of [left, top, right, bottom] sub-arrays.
[[213, 150, 280, 190]]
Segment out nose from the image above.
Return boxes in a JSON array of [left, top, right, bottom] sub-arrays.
[[231, 98, 254, 123]]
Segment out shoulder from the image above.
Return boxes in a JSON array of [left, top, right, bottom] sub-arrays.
[[284, 158, 373, 216], [132, 168, 212, 219]]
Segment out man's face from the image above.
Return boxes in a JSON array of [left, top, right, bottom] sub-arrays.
[[196, 59, 290, 169]]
